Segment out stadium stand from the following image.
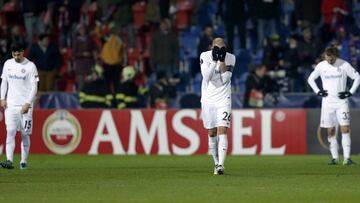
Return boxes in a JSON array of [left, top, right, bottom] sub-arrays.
[[0, 0, 359, 109]]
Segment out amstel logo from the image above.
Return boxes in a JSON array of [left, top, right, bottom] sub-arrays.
[[42, 110, 82, 154]]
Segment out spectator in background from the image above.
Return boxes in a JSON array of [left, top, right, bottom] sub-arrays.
[[330, 26, 350, 62], [243, 64, 272, 108], [298, 27, 323, 68], [198, 25, 215, 54], [298, 27, 323, 91], [320, 0, 348, 45], [100, 23, 126, 93], [22, 0, 46, 43], [1, 0, 21, 27], [196, 25, 215, 76], [64, 0, 84, 37], [28, 34, 61, 91], [79, 66, 112, 108], [116, 66, 142, 109], [6, 25, 27, 52], [113, 0, 135, 48], [294, 0, 322, 35], [282, 35, 301, 92], [262, 34, 289, 92], [80, 0, 99, 28], [262, 34, 284, 71], [58, 2, 71, 48], [331, 26, 359, 68], [299, 27, 324, 68], [149, 71, 177, 108], [150, 19, 179, 77], [218, 0, 247, 51], [73, 24, 97, 91], [254, 0, 280, 50]]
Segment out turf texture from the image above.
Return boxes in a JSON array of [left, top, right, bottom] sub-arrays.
[[0, 155, 359, 203]]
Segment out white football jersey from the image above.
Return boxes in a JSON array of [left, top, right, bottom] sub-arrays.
[[200, 50, 236, 106], [308, 58, 360, 104], [1, 58, 39, 106]]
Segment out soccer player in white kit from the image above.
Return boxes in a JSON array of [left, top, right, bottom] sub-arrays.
[[0, 42, 39, 169], [308, 47, 360, 165], [200, 38, 235, 175]]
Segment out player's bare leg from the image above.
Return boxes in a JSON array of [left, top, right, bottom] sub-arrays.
[[340, 125, 354, 165], [216, 126, 228, 175], [208, 128, 219, 174], [327, 127, 339, 165]]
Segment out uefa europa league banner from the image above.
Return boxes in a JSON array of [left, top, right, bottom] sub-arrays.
[[0, 109, 307, 155]]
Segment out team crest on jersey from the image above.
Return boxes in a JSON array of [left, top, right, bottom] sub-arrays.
[[42, 110, 82, 154], [21, 68, 25, 73]]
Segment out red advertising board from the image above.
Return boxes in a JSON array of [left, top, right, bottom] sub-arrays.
[[0, 109, 306, 155]]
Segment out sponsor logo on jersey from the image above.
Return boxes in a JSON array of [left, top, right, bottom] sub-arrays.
[[8, 74, 26, 80], [324, 74, 342, 79], [42, 110, 82, 154]]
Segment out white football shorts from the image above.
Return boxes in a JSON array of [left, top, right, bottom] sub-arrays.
[[201, 103, 231, 129], [320, 101, 350, 128], [4, 106, 34, 135]]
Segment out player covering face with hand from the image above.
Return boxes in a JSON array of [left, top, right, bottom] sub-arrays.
[[0, 42, 39, 169], [308, 47, 360, 165], [200, 38, 235, 175]]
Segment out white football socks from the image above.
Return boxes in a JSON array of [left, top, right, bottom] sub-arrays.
[[208, 135, 218, 166], [342, 133, 351, 160], [21, 134, 30, 164], [328, 136, 339, 160], [6, 128, 16, 162], [218, 134, 228, 166]]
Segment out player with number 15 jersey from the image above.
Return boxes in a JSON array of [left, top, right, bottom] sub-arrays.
[[0, 42, 39, 170]]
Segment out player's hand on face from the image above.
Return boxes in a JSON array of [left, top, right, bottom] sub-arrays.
[[338, 91, 352, 99], [0, 100, 7, 109], [317, 90, 328, 97], [218, 47, 226, 62], [21, 103, 30, 114], [212, 46, 220, 61]]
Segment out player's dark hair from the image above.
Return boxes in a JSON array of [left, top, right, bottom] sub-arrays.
[[11, 42, 24, 52], [325, 47, 340, 58]]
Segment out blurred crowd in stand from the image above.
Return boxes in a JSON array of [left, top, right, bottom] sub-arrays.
[[0, 0, 359, 108]]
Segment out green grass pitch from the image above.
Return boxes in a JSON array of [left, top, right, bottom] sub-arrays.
[[0, 155, 360, 203]]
